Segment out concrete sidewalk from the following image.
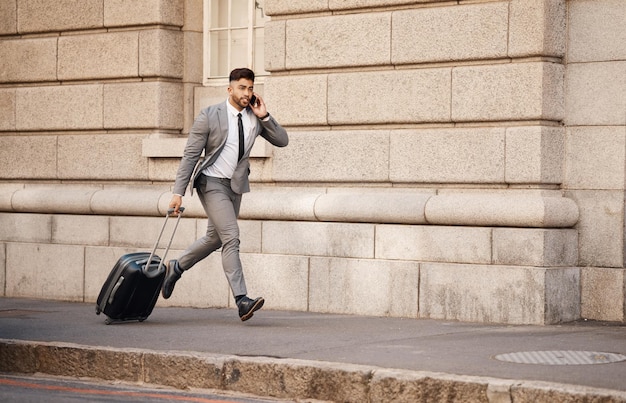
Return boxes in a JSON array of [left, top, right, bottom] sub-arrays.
[[0, 297, 625, 402]]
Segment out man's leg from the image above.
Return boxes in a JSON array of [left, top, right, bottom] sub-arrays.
[[177, 223, 221, 271], [202, 178, 264, 321], [201, 178, 246, 297], [162, 178, 223, 299]]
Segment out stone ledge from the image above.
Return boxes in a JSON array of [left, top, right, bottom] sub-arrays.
[[1, 340, 625, 402], [425, 193, 579, 228], [0, 184, 579, 227]]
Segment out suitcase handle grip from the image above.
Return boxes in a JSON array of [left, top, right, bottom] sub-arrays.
[[108, 276, 125, 305]]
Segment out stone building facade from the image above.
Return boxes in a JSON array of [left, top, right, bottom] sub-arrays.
[[0, 0, 624, 324]]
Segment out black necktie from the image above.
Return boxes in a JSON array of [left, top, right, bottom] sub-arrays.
[[237, 112, 244, 161]]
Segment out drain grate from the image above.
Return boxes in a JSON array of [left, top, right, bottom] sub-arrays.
[[494, 350, 626, 365]]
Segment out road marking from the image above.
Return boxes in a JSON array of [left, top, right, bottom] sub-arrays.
[[0, 377, 239, 403]]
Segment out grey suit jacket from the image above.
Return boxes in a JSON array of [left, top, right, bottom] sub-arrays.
[[173, 101, 289, 196]]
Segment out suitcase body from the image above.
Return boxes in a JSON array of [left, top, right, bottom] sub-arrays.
[[95, 252, 164, 324], [96, 208, 184, 324]]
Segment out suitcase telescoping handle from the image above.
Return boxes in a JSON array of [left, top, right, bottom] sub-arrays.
[[144, 207, 185, 278]]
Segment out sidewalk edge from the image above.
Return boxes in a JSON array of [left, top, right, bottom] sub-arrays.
[[1, 339, 625, 402]]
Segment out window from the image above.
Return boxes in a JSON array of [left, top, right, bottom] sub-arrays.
[[204, 0, 269, 83]]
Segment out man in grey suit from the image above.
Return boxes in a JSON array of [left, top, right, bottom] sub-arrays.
[[162, 68, 289, 321]]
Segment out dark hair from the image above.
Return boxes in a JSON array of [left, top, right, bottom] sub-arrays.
[[229, 68, 255, 83]]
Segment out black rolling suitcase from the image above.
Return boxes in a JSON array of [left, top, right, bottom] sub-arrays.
[[96, 208, 184, 324]]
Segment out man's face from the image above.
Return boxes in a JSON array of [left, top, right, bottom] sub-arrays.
[[228, 78, 254, 111]]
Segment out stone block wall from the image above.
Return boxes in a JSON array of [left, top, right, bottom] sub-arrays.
[[0, 0, 202, 181], [259, 0, 623, 322], [263, 0, 567, 190], [564, 0, 626, 321], [1, 0, 625, 324]]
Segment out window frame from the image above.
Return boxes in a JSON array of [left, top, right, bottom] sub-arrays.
[[202, 0, 268, 85]]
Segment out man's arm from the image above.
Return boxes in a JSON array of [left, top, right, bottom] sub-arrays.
[[168, 108, 212, 214], [249, 94, 288, 147], [259, 116, 289, 147], [172, 109, 211, 196]]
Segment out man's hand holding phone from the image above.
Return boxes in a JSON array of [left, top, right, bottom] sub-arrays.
[[249, 93, 269, 120]]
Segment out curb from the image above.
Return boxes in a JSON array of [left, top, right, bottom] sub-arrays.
[[1, 339, 625, 402]]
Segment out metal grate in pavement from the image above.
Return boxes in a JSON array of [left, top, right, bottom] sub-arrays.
[[494, 350, 626, 365]]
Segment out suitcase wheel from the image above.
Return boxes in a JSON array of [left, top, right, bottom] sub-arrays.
[[105, 317, 114, 325], [95, 306, 101, 315]]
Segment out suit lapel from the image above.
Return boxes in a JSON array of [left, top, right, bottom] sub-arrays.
[[203, 102, 229, 167], [217, 102, 229, 138]]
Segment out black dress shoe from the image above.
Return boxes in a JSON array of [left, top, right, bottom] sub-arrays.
[[161, 260, 182, 299], [237, 296, 265, 321]]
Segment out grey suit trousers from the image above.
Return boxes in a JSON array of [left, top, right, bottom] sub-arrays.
[[177, 175, 247, 297]]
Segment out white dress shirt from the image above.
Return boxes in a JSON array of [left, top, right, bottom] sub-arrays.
[[203, 100, 256, 179]]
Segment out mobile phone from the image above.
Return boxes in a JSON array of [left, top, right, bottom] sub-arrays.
[[250, 95, 257, 106]]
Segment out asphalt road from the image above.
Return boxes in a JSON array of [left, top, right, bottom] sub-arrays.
[[0, 374, 293, 403]]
